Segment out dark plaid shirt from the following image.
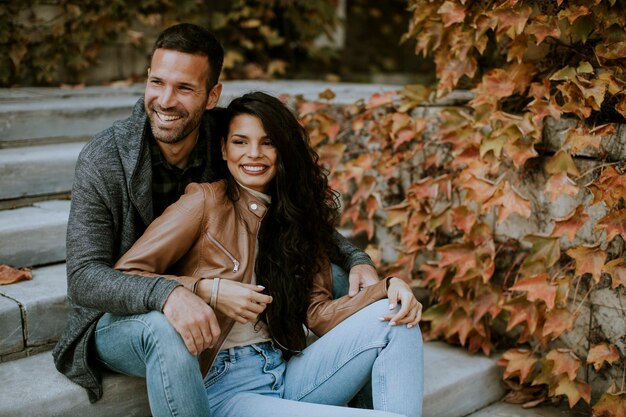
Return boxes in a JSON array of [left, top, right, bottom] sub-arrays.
[[150, 130, 207, 217]]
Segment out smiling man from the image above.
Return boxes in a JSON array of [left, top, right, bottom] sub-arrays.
[[53, 23, 379, 417]]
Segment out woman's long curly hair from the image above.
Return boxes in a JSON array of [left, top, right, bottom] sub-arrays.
[[223, 92, 340, 355]]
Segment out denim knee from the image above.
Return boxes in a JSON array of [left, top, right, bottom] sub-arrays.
[[135, 311, 195, 361]]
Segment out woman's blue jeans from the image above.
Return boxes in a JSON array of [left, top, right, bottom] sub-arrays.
[[95, 299, 423, 417]]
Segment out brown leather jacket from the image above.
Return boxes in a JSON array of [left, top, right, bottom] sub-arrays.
[[115, 180, 389, 376]]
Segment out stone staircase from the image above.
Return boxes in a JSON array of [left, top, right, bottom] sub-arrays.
[[0, 81, 567, 417]]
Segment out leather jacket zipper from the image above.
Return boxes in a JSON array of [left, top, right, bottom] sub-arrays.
[[205, 232, 240, 273]]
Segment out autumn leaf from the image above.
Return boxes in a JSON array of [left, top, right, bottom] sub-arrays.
[[566, 245, 608, 283], [595, 41, 626, 60], [350, 175, 377, 205], [317, 143, 346, 173], [545, 172, 579, 203], [437, 1, 465, 27], [0, 264, 33, 285], [595, 209, 626, 243], [592, 391, 626, 417], [545, 150, 580, 176], [602, 258, 626, 289], [385, 201, 409, 228], [587, 343, 620, 372], [503, 297, 539, 336], [472, 288, 502, 324], [497, 348, 537, 383], [318, 88, 336, 101], [420, 262, 447, 290], [551, 205, 588, 242], [588, 166, 626, 207], [553, 375, 591, 408], [542, 307, 578, 341], [521, 235, 561, 272], [526, 15, 561, 44], [546, 349, 581, 381], [367, 91, 394, 109], [511, 273, 557, 310], [484, 181, 531, 223], [445, 308, 474, 345], [616, 96, 626, 119]]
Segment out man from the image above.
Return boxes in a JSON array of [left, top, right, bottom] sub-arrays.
[[53, 23, 378, 416]]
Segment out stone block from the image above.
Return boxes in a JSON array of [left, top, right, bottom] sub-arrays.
[[0, 264, 68, 347], [0, 295, 23, 355], [0, 143, 84, 200], [423, 341, 505, 417], [0, 200, 70, 267]]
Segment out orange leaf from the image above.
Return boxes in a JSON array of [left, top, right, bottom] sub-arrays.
[[592, 391, 626, 417], [595, 209, 626, 243], [551, 205, 588, 242], [437, 1, 465, 27], [542, 307, 578, 340], [557, 4, 591, 24], [587, 343, 621, 372], [546, 349, 581, 381], [473, 288, 502, 323], [445, 309, 474, 345], [602, 258, 626, 289], [0, 264, 32, 285], [317, 143, 346, 173], [616, 96, 626, 119], [511, 273, 557, 310], [420, 262, 447, 290], [350, 175, 377, 205], [367, 91, 394, 109], [545, 172, 579, 203], [566, 245, 608, 283], [503, 297, 539, 336], [485, 182, 531, 223], [553, 375, 591, 408], [526, 15, 561, 44], [497, 348, 537, 383], [563, 126, 603, 154], [352, 218, 374, 240], [522, 235, 561, 271]]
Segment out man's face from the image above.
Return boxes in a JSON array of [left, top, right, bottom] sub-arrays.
[[144, 49, 220, 145]]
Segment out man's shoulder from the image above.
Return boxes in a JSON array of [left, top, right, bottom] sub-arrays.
[[78, 98, 146, 163]]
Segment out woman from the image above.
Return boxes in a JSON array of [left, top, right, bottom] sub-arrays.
[[113, 92, 424, 417]]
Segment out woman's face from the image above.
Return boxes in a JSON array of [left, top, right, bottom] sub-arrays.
[[222, 114, 278, 193]]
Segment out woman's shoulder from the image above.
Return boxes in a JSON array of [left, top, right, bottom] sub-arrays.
[[181, 180, 228, 207]]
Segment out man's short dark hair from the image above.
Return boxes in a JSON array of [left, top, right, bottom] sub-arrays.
[[152, 23, 224, 89]]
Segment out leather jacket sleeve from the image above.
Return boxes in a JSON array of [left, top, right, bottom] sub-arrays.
[[115, 183, 209, 293], [306, 258, 390, 337]]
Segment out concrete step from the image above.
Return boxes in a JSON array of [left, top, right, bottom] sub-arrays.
[[0, 264, 67, 361], [0, 81, 402, 148], [0, 200, 70, 268], [0, 341, 503, 417], [466, 401, 582, 417], [0, 143, 83, 201]]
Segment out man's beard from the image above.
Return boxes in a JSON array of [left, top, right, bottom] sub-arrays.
[[146, 103, 203, 145]]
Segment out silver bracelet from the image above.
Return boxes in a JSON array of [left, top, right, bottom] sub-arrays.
[[210, 277, 220, 309]]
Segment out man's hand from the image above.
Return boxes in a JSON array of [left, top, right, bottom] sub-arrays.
[[197, 279, 272, 324], [348, 264, 380, 297], [162, 286, 221, 355]]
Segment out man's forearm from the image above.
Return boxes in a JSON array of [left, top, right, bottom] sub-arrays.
[[330, 229, 375, 271]]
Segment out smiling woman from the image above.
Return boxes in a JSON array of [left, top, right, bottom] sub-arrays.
[[222, 114, 277, 193]]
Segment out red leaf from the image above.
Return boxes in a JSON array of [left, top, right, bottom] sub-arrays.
[[485, 181, 531, 223], [367, 91, 394, 109], [420, 262, 447, 290], [587, 343, 621, 372], [526, 15, 561, 44], [317, 143, 346, 173], [511, 273, 557, 310]]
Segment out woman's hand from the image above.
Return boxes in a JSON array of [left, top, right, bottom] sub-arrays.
[[197, 279, 273, 324], [380, 277, 422, 328]]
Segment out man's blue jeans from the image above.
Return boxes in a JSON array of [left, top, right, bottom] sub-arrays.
[[95, 300, 423, 417]]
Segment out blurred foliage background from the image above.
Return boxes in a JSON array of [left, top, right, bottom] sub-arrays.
[[0, 0, 434, 87]]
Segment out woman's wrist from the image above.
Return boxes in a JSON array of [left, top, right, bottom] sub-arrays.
[[195, 278, 213, 303]]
